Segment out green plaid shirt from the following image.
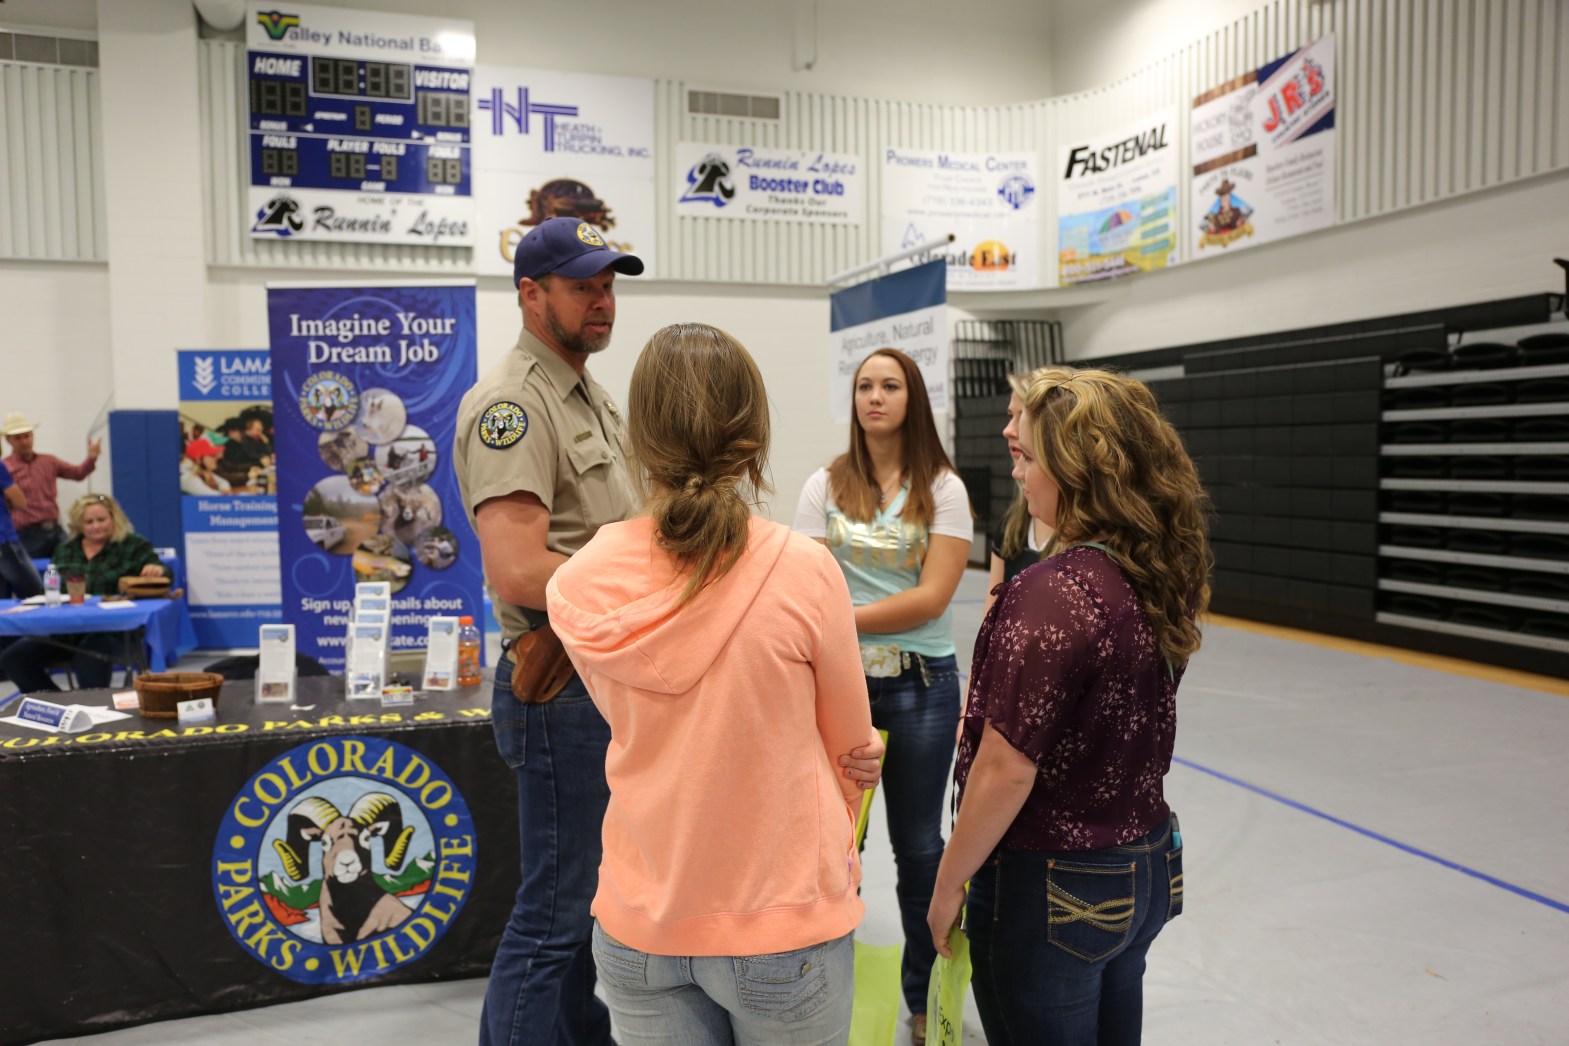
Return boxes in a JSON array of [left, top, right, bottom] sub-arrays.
[[50, 534, 167, 596]]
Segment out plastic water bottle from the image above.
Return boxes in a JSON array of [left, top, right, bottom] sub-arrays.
[[42, 563, 61, 606], [457, 615, 482, 688]]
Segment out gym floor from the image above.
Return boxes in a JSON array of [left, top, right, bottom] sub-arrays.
[[39, 567, 1569, 1045]]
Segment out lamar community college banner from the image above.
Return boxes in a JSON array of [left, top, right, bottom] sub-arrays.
[[176, 351, 283, 648], [267, 281, 482, 671], [828, 260, 947, 424], [1190, 35, 1336, 255]]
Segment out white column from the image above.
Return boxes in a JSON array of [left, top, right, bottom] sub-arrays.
[[96, 0, 208, 409]]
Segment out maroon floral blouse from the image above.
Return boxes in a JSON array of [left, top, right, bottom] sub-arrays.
[[955, 545, 1184, 851]]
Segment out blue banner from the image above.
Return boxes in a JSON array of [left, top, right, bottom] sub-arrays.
[[827, 260, 949, 422], [177, 350, 284, 648], [267, 282, 481, 672]]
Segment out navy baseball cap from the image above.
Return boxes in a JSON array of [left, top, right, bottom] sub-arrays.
[[513, 218, 645, 285]]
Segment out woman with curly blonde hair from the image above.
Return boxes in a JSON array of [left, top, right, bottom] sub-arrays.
[[928, 368, 1212, 1045]]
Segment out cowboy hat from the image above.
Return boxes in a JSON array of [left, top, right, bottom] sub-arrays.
[[2, 412, 38, 436]]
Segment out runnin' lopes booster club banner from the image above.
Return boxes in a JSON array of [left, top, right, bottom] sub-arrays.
[[674, 143, 863, 224], [267, 281, 481, 670], [1057, 108, 1179, 285], [471, 66, 656, 279], [177, 351, 283, 648], [881, 148, 1040, 291], [246, 3, 476, 246], [1190, 35, 1336, 255], [828, 260, 947, 424]]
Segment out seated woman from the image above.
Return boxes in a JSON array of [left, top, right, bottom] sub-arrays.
[[0, 493, 169, 693]]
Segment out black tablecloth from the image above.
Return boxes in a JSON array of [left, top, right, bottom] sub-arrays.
[[0, 676, 517, 1045]]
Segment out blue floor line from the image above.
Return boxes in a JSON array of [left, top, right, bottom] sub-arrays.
[[1172, 755, 1569, 916]]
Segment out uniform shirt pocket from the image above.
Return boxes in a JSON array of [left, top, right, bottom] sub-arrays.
[[565, 436, 620, 527]]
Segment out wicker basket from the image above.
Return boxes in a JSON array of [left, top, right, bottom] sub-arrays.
[[133, 671, 224, 719]]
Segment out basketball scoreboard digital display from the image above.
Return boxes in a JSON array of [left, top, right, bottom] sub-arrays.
[[245, 4, 475, 245]]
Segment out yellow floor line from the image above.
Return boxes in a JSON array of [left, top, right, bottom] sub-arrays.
[[1204, 613, 1569, 697]]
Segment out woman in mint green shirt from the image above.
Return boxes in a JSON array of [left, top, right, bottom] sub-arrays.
[[794, 348, 972, 1043]]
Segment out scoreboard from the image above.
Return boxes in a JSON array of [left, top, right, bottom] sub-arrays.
[[245, 4, 475, 245]]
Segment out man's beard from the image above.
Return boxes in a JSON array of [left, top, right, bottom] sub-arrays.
[[546, 301, 612, 356]]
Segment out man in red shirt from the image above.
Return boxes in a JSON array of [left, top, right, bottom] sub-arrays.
[[1, 413, 101, 558]]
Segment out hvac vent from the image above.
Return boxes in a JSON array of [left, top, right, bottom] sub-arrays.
[[686, 89, 781, 120], [0, 32, 99, 67]]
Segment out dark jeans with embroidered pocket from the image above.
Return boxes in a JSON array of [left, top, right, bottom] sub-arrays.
[[967, 814, 1180, 1046]]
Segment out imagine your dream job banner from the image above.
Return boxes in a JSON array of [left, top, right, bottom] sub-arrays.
[[471, 65, 657, 280], [674, 143, 863, 224], [1190, 35, 1336, 255], [268, 281, 481, 671], [828, 260, 948, 424], [881, 149, 1040, 292], [1057, 108, 1179, 285], [177, 351, 283, 648]]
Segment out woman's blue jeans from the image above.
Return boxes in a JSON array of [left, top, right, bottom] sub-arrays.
[[966, 815, 1183, 1046], [864, 652, 960, 1014], [479, 654, 614, 1046], [591, 923, 855, 1045]]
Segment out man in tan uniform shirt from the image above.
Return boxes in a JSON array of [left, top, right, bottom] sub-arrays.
[[453, 217, 641, 1046]]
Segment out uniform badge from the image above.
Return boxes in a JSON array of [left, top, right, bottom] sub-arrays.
[[603, 401, 621, 423], [479, 401, 528, 449], [576, 223, 607, 247]]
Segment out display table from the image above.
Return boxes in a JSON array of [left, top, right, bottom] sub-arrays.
[[0, 676, 516, 1045], [0, 594, 198, 681]]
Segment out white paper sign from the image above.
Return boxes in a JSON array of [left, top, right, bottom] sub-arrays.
[[423, 616, 461, 690], [177, 697, 217, 725], [674, 143, 862, 225], [257, 623, 297, 704], [880, 148, 1041, 291], [472, 66, 657, 279]]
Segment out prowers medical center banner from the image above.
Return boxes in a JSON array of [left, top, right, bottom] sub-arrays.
[[176, 350, 284, 647], [267, 281, 481, 671], [828, 260, 947, 424]]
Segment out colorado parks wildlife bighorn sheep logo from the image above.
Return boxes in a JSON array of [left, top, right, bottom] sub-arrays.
[[211, 736, 477, 984]]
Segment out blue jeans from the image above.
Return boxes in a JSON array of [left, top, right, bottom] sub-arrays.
[[865, 651, 960, 1014], [0, 539, 42, 599], [480, 655, 614, 1046], [591, 922, 855, 1046], [966, 815, 1183, 1046]]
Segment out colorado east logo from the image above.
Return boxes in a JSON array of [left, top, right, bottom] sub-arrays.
[[298, 371, 360, 432], [997, 173, 1036, 211], [211, 736, 476, 985], [255, 10, 301, 41], [680, 154, 736, 207], [254, 195, 304, 237], [479, 401, 528, 449]]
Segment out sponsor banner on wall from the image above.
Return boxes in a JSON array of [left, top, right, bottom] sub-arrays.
[[674, 143, 863, 224], [1057, 108, 1179, 285], [245, 3, 475, 246], [828, 260, 947, 423], [177, 350, 283, 648], [471, 66, 656, 280], [880, 148, 1040, 292], [1190, 35, 1336, 255], [267, 281, 481, 671]]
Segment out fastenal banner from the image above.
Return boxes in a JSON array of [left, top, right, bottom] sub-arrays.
[[471, 66, 656, 280], [881, 148, 1040, 292], [828, 260, 947, 423], [1190, 35, 1336, 255], [246, 3, 476, 246], [674, 143, 862, 224], [177, 351, 284, 648], [1056, 108, 1179, 285], [267, 281, 482, 671]]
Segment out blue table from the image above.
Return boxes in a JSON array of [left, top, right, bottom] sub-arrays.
[[0, 595, 198, 677]]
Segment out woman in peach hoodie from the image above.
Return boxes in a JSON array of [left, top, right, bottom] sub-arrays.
[[546, 322, 883, 1045]]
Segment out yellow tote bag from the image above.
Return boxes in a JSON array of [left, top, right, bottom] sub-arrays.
[[849, 730, 897, 1046], [925, 926, 972, 1046]]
